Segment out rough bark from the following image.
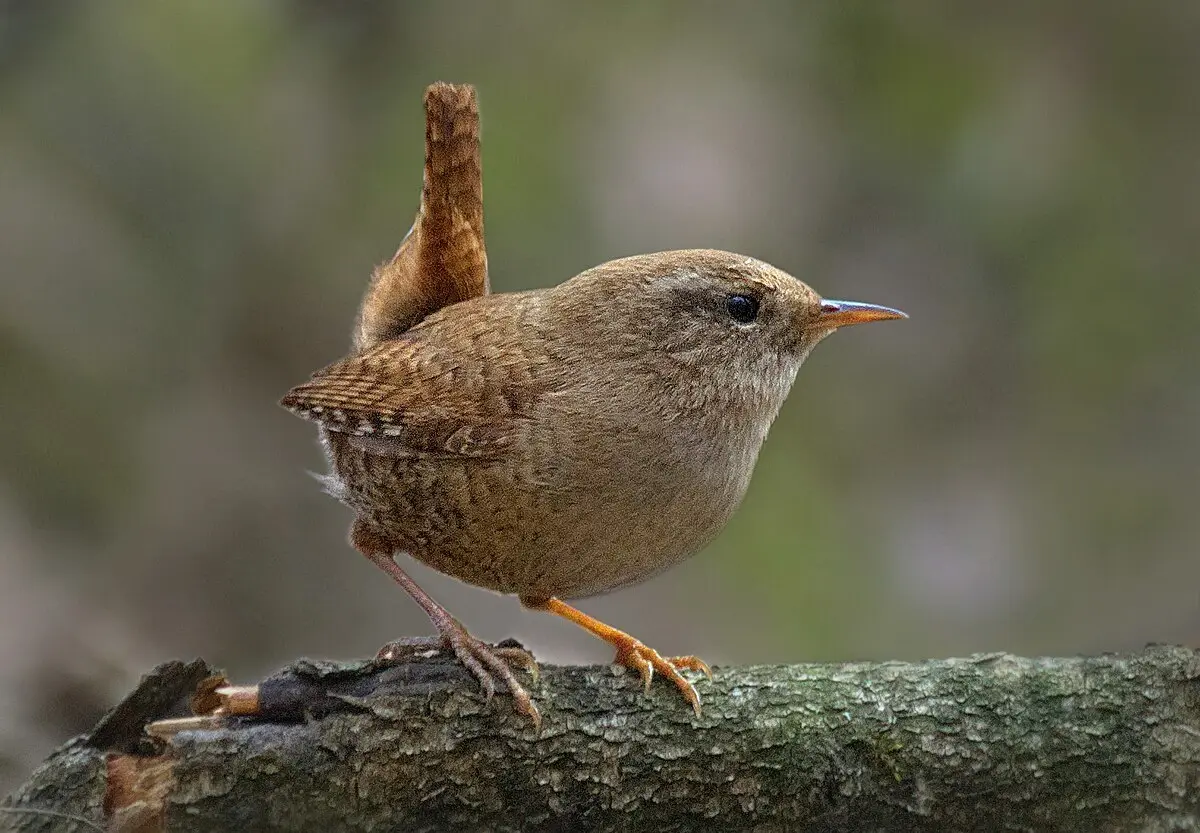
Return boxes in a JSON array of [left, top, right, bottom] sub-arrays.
[[4, 646, 1200, 832]]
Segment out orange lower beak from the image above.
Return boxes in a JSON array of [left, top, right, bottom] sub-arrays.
[[818, 300, 907, 329]]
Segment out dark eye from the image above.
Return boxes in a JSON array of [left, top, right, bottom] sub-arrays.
[[726, 294, 759, 324]]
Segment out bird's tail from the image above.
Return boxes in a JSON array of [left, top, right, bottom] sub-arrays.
[[354, 82, 489, 350]]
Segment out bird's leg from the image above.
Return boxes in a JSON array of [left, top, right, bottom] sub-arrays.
[[521, 596, 712, 716], [353, 527, 540, 725]]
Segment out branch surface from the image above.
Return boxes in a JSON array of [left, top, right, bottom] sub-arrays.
[[4, 646, 1200, 832]]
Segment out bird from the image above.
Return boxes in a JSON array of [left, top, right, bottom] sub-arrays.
[[281, 83, 906, 726]]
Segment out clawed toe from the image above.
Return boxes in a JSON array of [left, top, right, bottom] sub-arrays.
[[613, 640, 708, 716], [452, 636, 540, 727], [522, 597, 709, 718], [494, 645, 540, 683], [374, 631, 541, 726], [619, 648, 655, 693], [666, 654, 713, 681]]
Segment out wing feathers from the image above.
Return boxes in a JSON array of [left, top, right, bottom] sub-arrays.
[[280, 340, 518, 458]]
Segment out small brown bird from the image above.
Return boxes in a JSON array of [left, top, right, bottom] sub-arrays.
[[282, 84, 905, 725]]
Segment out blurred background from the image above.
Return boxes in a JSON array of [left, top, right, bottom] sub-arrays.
[[2, 1, 1199, 791]]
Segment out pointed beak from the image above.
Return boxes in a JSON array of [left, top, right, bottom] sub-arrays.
[[817, 299, 907, 329]]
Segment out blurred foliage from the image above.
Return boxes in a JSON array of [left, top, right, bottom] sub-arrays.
[[2, 0, 1198, 790]]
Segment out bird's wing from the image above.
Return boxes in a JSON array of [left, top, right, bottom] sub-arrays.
[[280, 338, 518, 458]]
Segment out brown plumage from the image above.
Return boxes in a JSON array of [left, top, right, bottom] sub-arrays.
[[355, 83, 488, 351], [282, 84, 906, 726]]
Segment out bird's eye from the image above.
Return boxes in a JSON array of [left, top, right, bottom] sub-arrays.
[[726, 294, 760, 324]]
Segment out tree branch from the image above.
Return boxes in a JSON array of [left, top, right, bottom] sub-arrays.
[[4, 646, 1200, 832]]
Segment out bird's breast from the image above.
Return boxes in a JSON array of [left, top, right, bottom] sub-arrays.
[[319, 387, 773, 600], [510, 396, 768, 597]]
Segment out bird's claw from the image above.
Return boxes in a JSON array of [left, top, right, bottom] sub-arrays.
[[494, 645, 541, 683], [375, 631, 541, 727], [666, 654, 714, 681], [611, 639, 709, 716]]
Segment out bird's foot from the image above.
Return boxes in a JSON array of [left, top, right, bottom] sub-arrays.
[[521, 596, 712, 717], [375, 629, 541, 727], [610, 637, 712, 717]]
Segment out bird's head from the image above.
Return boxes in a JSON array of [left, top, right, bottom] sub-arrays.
[[552, 249, 905, 418]]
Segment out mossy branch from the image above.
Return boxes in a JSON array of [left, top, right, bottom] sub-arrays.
[[4, 646, 1200, 832]]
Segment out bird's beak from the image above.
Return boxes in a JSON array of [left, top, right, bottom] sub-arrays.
[[817, 299, 907, 329]]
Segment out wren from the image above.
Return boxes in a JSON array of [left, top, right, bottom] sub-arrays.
[[282, 83, 906, 725]]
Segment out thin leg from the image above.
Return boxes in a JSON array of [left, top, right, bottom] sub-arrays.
[[353, 526, 540, 726], [521, 596, 712, 716]]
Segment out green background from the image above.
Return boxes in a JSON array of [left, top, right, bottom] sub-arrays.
[[2, 1, 1197, 791]]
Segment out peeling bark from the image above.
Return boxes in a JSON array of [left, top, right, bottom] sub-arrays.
[[4, 646, 1200, 832]]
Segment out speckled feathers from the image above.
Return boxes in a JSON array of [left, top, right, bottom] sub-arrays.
[[284, 295, 550, 458], [278, 81, 906, 721]]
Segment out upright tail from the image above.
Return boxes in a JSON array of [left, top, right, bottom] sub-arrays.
[[354, 82, 488, 350]]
